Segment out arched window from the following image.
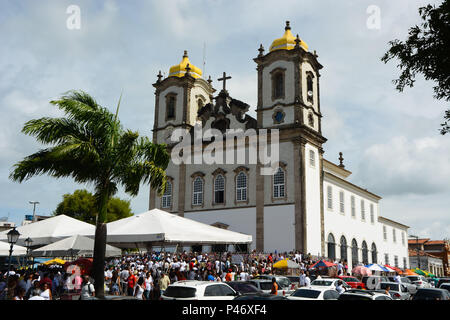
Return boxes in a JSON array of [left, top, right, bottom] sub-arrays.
[[327, 233, 336, 260], [166, 94, 176, 120], [274, 72, 284, 99], [193, 177, 203, 205], [161, 181, 172, 209], [351, 239, 359, 267], [236, 172, 247, 202], [273, 167, 285, 198], [214, 174, 225, 204], [308, 113, 314, 127], [362, 241, 368, 265], [307, 74, 314, 103], [371, 243, 377, 264], [340, 236, 348, 262]]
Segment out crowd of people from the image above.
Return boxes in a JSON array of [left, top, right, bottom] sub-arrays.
[[0, 249, 352, 300]]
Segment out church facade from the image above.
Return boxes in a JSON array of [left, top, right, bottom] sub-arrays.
[[149, 22, 409, 270]]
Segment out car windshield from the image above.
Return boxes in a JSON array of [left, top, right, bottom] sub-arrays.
[[408, 276, 420, 281], [339, 294, 372, 301], [277, 278, 291, 288], [163, 287, 196, 298], [379, 283, 399, 291], [258, 282, 273, 290], [291, 289, 321, 298], [311, 280, 333, 286], [343, 277, 359, 283], [401, 277, 411, 283]]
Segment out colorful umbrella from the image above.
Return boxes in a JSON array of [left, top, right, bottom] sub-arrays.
[[414, 268, 426, 276], [404, 269, 418, 276], [384, 264, 402, 274], [64, 258, 93, 275], [273, 259, 300, 269], [42, 258, 66, 265], [366, 264, 389, 272], [309, 260, 336, 269], [352, 266, 372, 276]]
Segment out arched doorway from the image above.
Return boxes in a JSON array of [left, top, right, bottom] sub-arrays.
[[362, 241, 369, 265], [351, 239, 359, 267], [371, 243, 377, 263], [340, 236, 348, 262], [327, 233, 336, 260]]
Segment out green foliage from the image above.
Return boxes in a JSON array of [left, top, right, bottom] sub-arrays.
[[381, 0, 450, 134], [53, 189, 133, 224]]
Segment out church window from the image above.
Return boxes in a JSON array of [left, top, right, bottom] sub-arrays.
[[370, 203, 375, 223], [351, 239, 359, 267], [351, 196, 355, 218], [327, 233, 336, 260], [274, 111, 284, 123], [273, 167, 285, 199], [236, 171, 247, 202], [161, 180, 172, 209], [193, 177, 203, 206], [403, 257, 407, 269], [401, 232, 405, 246], [339, 191, 345, 214], [385, 254, 389, 265], [309, 150, 315, 167], [371, 243, 377, 263], [214, 174, 225, 204], [271, 68, 286, 101], [361, 200, 365, 221], [166, 94, 177, 120], [340, 236, 348, 261], [308, 113, 314, 127], [383, 226, 387, 240], [362, 241, 369, 265], [393, 228, 397, 243], [327, 186, 333, 210], [394, 255, 399, 268], [307, 74, 314, 103]]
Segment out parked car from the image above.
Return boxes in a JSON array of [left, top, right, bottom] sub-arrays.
[[338, 276, 365, 289], [248, 279, 276, 294], [338, 289, 392, 300], [161, 280, 238, 300], [225, 281, 262, 295], [386, 276, 417, 294], [287, 287, 340, 300], [251, 275, 295, 295], [378, 282, 411, 300], [310, 278, 352, 290], [405, 275, 432, 289], [234, 293, 289, 300], [437, 278, 450, 288], [361, 276, 390, 290], [439, 283, 450, 293], [286, 276, 300, 289], [412, 288, 450, 300]]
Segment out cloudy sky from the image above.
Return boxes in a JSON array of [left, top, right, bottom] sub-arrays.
[[1, 0, 448, 240]]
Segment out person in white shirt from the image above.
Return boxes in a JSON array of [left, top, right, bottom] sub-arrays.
[[80, 276, 95, 300], [394, 273, 401, 283], [299, 271, 306, 287], [304, 272, 311, 287]]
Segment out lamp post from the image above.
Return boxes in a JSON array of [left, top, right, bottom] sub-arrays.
[[5, 227, 20, 300], [25, 237, 33, 270], [29, 201, 39, 222]]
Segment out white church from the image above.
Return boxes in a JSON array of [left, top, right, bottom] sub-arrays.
[[148, 22, 409, 270]]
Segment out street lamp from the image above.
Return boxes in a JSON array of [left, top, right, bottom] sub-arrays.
[[25, 237, 33, 270], [5, 227, 20, 300], [29, 201, 39, 222]]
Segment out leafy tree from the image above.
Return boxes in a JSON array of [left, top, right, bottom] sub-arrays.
[[9, 90, 169, 298], [53, 189, 133, 224], [381, 0, 450, 134]]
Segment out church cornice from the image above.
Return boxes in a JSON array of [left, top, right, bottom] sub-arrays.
[[253, 47, 323, 72]]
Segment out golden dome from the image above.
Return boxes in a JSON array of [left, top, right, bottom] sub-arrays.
[[168, 51, 202, 79], [269, 21, 308, 52]]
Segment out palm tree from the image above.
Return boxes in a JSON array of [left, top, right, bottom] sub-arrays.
[[9, 90, 170, 298]]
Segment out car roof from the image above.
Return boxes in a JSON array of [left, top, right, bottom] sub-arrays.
[[249, 279, 272, 283], [170, 280, 227, 287], [379, 282, 400, 285], [295, 287, 332, 292]]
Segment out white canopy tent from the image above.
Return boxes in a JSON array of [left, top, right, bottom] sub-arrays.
[[106, 209, 252, 248], [0, 215, 95, 247], [0, 241, 27, 256], [31, 234, 122, 258]]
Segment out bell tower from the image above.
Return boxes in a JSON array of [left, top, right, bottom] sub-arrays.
[[254, 21, 323, 134]]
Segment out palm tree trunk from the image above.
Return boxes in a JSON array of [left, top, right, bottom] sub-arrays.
[[92, 190, 109, 298]]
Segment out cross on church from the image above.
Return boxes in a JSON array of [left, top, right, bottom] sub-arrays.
[[218, 72, 231, 91]]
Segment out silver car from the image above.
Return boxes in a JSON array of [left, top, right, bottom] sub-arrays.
[[405, 275, 432, 289], [378, 282, 411, 300]]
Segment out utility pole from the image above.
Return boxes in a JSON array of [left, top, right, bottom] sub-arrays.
[[409, 234, 420, 270], [29, 201, 39, 223]]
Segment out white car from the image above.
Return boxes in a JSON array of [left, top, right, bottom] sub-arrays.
[[161, 280, 239, 300], [338, 289, 393, 300], [405, 275, 432, 289], [310, 278, 352, 290], [287, 287, 340, 300]]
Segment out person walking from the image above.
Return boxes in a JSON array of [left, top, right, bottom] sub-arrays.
[[143, 272, 153, 300], [304, 272, 311, 288], [134, 277, 145, 300], [127, 270, 137, 296], [158, 272, 170, 295], [40, 282, 52, 300], [80, 275, 95, 300]]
